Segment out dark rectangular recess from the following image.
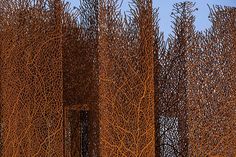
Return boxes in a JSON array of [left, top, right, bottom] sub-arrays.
[[68, 109, 89, 157], [80, 110, 89, 157]]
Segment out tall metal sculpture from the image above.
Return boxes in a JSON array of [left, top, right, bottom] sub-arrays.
[[98, 0, 156, 156], [0, 0, 64, 156], [0, 0, 235, 157], [187, 6, 236, 156]]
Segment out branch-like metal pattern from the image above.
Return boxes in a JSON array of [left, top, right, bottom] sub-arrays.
[[0, 0, 63, 156], [0, 1, 235, 157], [98, 1, 156, 156]]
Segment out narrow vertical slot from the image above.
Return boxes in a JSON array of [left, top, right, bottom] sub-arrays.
[[80, 110, 89, 157]]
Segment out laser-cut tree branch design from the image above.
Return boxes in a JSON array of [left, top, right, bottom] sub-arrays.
[[98, 0, 156, 156], [187, 6, 236, 156], [0, 0, 64, 156], [0, 1, 235, 157]]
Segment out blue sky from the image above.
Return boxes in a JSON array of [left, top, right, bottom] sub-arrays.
[[67, 0, 236, 38]]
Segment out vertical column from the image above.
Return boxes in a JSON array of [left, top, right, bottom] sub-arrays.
[[98, 0, 156, 156], [0, 0, 64, 156]]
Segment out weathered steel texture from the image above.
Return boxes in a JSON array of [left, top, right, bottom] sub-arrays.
[[0, 0, 63, 156], [187, 6, 236, 157], [98, 0, 156, 156], [0, 1, 235, 157]]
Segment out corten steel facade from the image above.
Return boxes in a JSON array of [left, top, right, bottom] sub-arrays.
[[97, 0, 156, 156], [186, 7, 236, 156], [154, 3, 195, 156], [63, 0, 100, 155], [0, 0, 236, 157], [0, 1, 64, 156]]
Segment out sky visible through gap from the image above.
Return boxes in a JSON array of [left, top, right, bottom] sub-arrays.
[[67, 0, 236, 39]]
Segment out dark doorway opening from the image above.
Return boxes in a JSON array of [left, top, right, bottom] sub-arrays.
[[80, 110, 89, 157], [64, 104, 90, 157]]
